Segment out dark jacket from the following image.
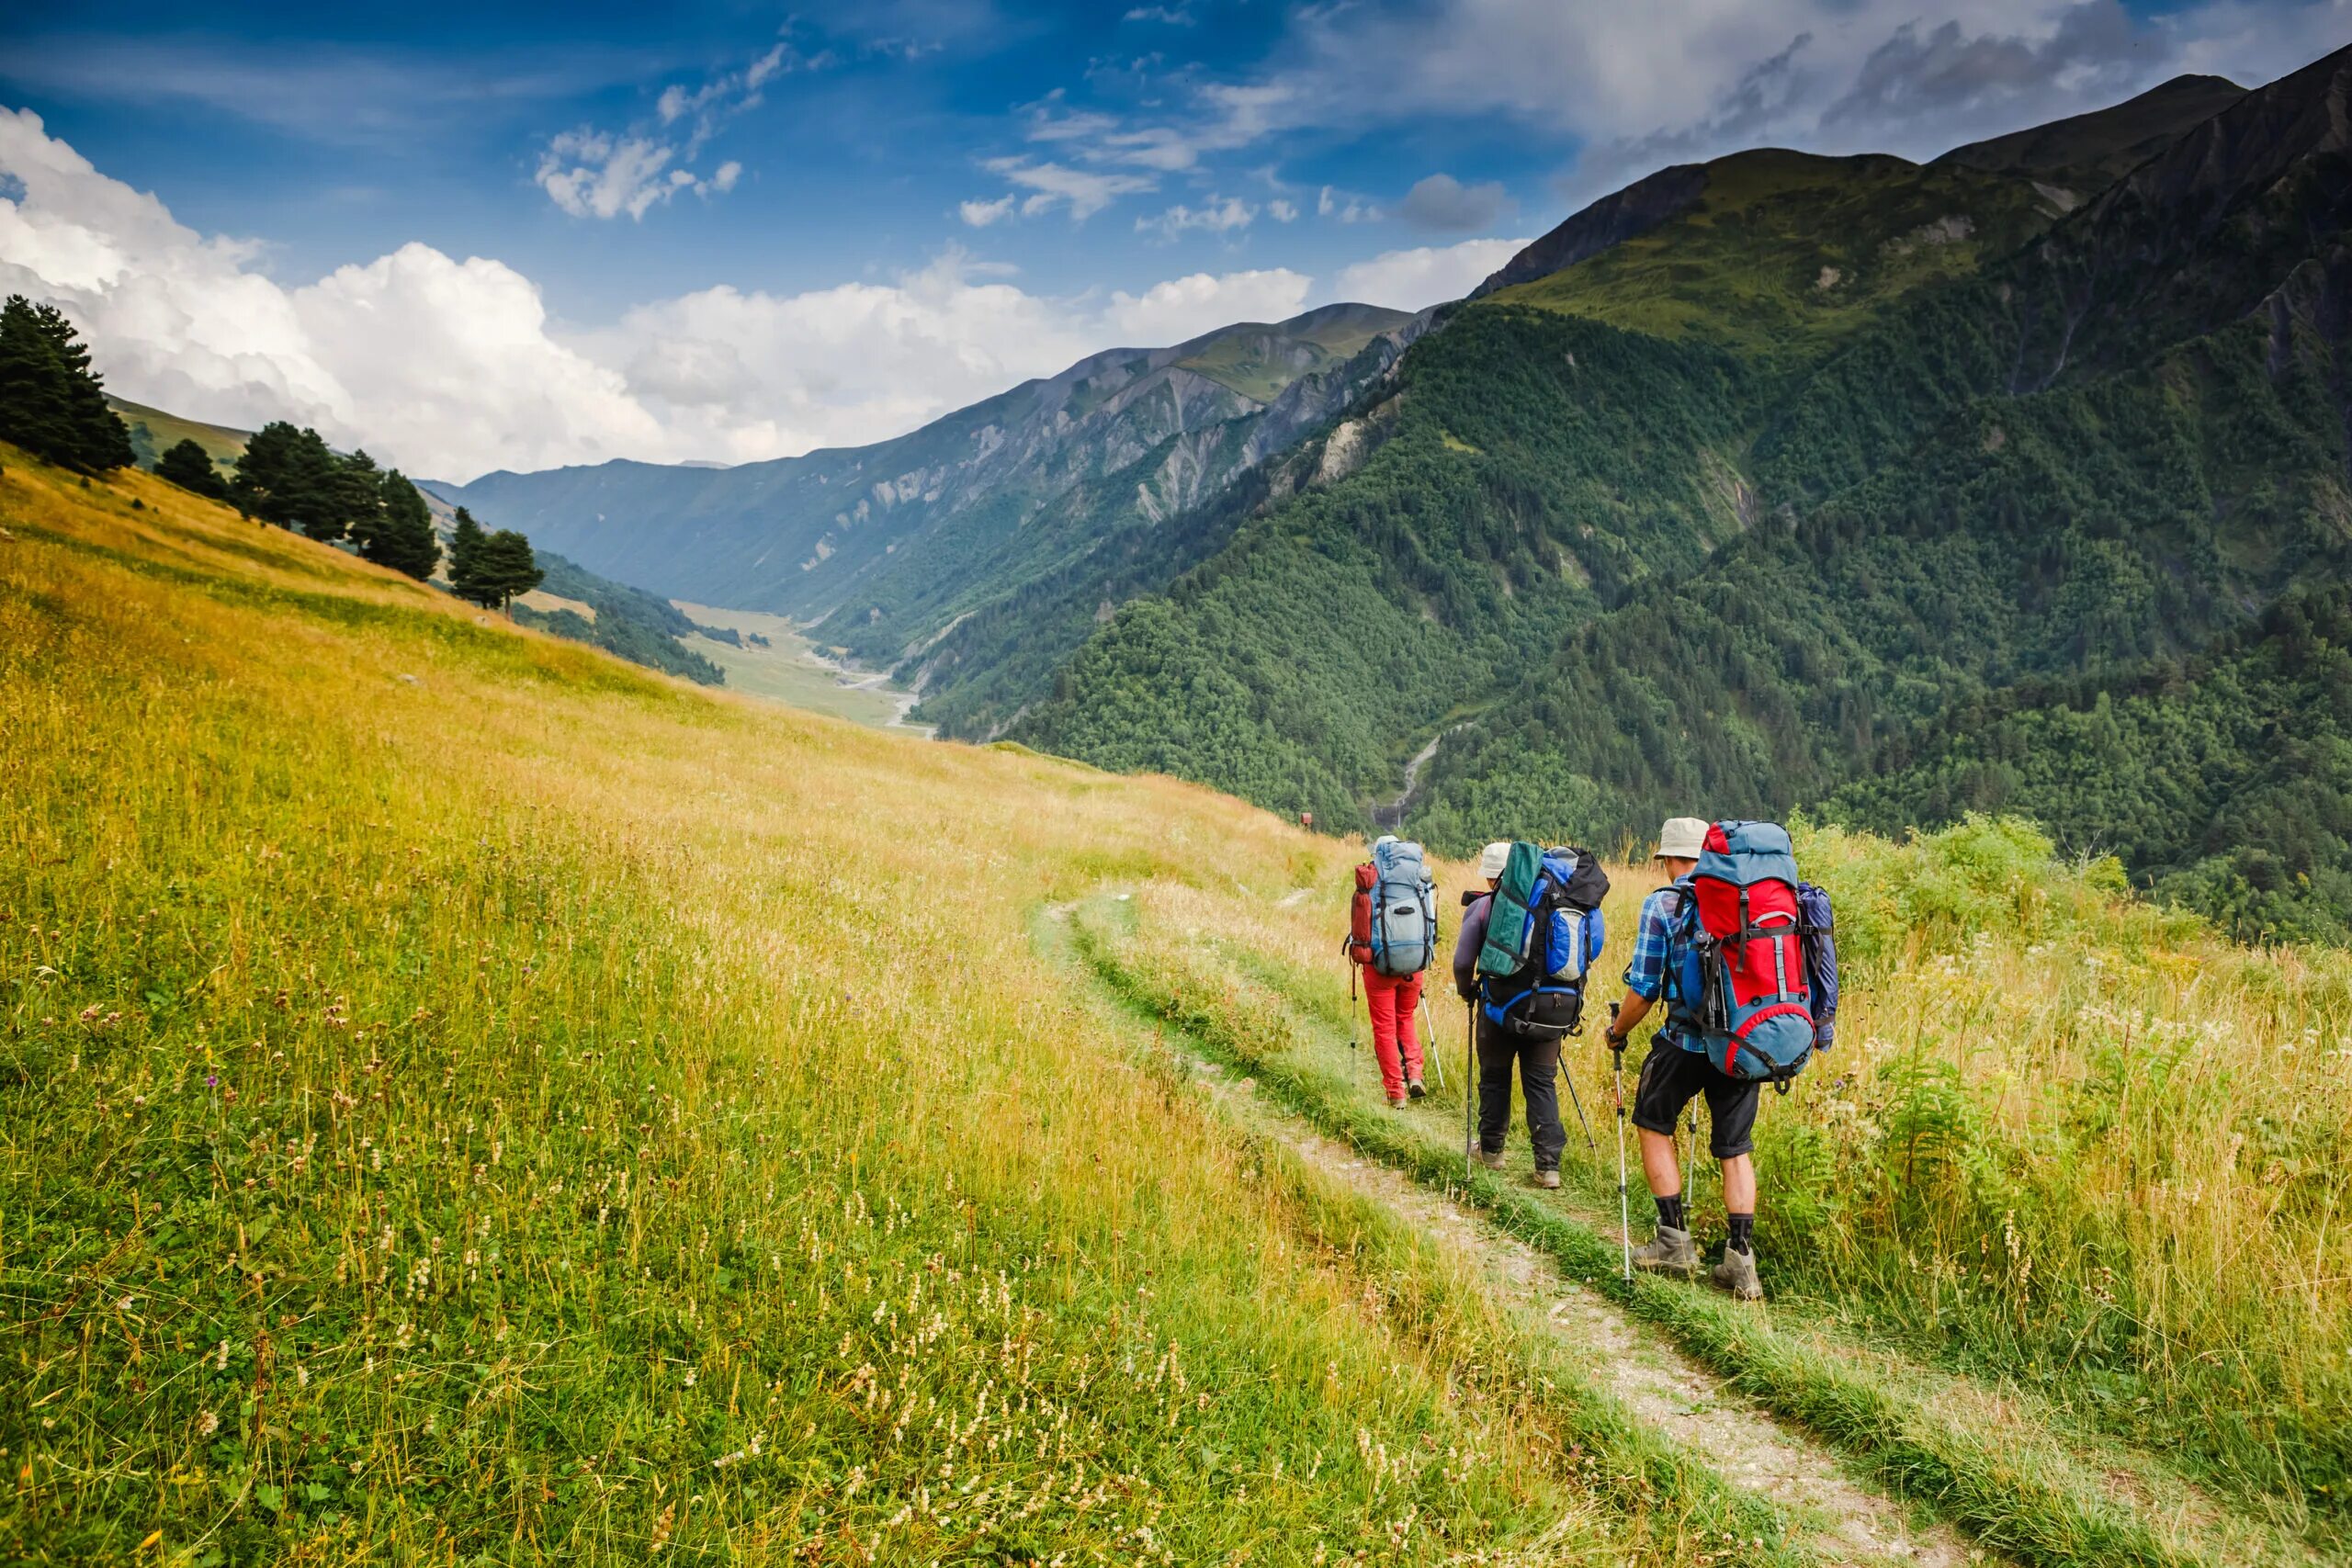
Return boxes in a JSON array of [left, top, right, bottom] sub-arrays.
[[1453, 892, 1492, 1003]]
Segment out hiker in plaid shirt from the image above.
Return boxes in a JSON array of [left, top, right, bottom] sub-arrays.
[[1603, 816, 1768, 1301]]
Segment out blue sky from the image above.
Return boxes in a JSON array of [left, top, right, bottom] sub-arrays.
[[1, 0, 2340, 478]]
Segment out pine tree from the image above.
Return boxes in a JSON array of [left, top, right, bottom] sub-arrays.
[[26, 301, 133, 471], [364, 471, 441, 581], [319, 447, 382, 544], [468, 529, 544, 615], [155, 438, 229, 500], [447, 507, 489, 599], [0, 298, 77, 463], [233, 422, 340, 533], [0, 295, 133, 472]]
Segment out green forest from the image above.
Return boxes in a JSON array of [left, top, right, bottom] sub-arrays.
[[1014, 51, 2352, 943]]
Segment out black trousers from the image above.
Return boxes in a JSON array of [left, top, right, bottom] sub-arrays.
[[1476, 1033, 1566, 1171]]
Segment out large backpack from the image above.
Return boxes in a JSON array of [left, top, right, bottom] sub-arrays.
[[1474, 842, 1610, 1038], [1664, 821, 1839, 1086], [1347, 835, 1436, 978]]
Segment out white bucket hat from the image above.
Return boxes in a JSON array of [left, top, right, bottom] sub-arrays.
[[1655, 817, 1709, 861], [1477, 840, 1511, 879]]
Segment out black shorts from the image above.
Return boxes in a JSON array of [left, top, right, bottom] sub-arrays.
[[1630, 1036, 1760, 1159]]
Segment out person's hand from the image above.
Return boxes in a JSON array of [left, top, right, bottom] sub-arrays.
[[1814, 1019, 1836, 1053]]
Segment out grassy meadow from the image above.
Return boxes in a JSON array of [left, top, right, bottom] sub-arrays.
[[2, 453, 1783, 1564], [1077, 822, 2352, 1562], [4, 445, 2348, 1565]]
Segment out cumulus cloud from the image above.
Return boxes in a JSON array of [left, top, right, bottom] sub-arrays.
[[1396, 174, 1515, 232], [1317, 185, 1380, 223], [537, 39, 804, 220], [1329, 237, 1532, 312], [1098, 269, 1314, 342], [1269, 198, 1299, 222], [0, 108, 1340, 480], [1135, 196, 1256, 240], [982, 157, 1158, 220], [958, 194, 1017, 226]]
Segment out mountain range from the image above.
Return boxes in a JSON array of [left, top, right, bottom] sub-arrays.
[[427, 46, 2352, 940]]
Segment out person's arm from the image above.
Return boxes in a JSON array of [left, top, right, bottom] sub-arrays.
[[1452, 896, 1487, 1001], [1607, 891, 1670, 1049]]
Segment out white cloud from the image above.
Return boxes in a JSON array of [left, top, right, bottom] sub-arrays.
[[1269, 198, 1299, 222], [958, 194, 1017, 226], [537, 39, 802, 220], [1317, 185, 1380, 223], [1396, 173, 1515, 232], [0, 108, 1340, 480], [1329, 237, 1532, 312], [537, 130, 684, 220], [1124, 5, 1197, 22], [1099, 269, 1314, 342], [982, 157, 1158, 220], [1135, 196, 1257, 240]]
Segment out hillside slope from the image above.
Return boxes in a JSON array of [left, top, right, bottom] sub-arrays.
[[6, 450, 2342, 1564], [1022, 43, 2352, 940]]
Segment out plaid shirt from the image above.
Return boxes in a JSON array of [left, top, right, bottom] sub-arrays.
[[1623, 879, 1703, 1052]]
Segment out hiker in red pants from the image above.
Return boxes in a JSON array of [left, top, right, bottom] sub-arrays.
[[1349, 834, 1436, 1109], [1363, 965, 1427, 1106]]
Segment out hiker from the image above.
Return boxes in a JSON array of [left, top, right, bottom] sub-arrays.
[[1604, 817, 1836, 1301], [1456, 840, 1608, 1189], [1348, 834, 1436, 1107]]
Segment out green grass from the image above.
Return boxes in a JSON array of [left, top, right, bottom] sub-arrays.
[[1, 446, 1767, 1565], [1068, 861, 2340, 1568], [1489, 149, 2057, 365], [107, 396, 253, 471], [669, 602, 921, 728]]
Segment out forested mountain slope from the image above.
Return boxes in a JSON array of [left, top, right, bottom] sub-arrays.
[[1020, 45, 2352, 941], [436, 304, 1425, 666]]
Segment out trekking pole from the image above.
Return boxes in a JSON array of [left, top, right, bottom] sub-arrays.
[[1464, 1002, 1476, 1181], [1347, 959, 1360, 1051], [1558, 1040, 1597, 1158], [1419, 994, 1444, 1089], [1610, 1010, 1631, 1282]]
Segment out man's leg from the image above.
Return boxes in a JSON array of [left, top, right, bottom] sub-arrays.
[[1520, 1039, 1566, 1173], [1395, 973, 1426, 1089], [1475, 1035, 1513, 1163], [1705, 1078, 1764, 1300], [1364, 974, 1407, 1102], [1625, 1040, 1700, 1275]]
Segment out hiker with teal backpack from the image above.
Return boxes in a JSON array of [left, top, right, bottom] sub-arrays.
[[1604, 817, 1839, 1301], [1347, 835, 1438, 1108], [1454, 840, 1609, 1190]]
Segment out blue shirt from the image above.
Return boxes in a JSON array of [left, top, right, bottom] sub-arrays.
[[1623, 878, 1703, 1053]]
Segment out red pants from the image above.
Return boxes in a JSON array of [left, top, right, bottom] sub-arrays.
[[1363, 969, 1426, 1100]]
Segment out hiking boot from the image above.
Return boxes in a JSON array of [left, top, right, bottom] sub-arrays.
[[1712, 1243, 1763, 1302], [1387, 1094, 1408, 1108], [1407, 1078, 1427, 1100], [1477, 1149, 1507, 1171], [1629, 1225, 1699, 1278], [1532, 1168, 1561, 1190]]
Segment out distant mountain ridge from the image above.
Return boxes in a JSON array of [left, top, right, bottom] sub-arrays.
[[435, 304, 1424, 641], [1017, 42, 2352, 942]]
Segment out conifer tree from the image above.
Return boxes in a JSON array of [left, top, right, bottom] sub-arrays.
[[154, 438, 229, 500], [465, 528, 544, 615], [0, 295, 133, 472], [232, 422, 340, 533], [447, 506, 489, 597], [363, 470, 441, 580]]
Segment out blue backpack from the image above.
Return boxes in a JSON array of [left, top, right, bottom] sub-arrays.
[[1475, 843, 1610, 1039], [1355, 835, 1436, 978]]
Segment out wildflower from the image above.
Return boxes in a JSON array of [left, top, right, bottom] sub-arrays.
[[197, 1410, 220, 1437], [206, 1074, 218, 1089]]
